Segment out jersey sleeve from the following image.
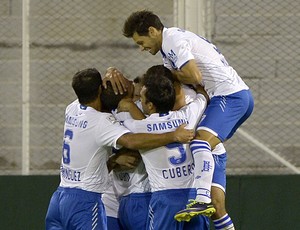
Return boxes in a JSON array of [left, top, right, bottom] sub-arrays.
[[162, 55, 173, 70], [112, 110, 133, 122], [182, 94, 207, 128], [122, 118, 139, 133], [164, 34, 195, 70], [176, 39, 195, 69], [190, 94, 207, 114], [95, 113, 131, 149]]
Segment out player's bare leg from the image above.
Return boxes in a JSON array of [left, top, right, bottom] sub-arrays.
[[211, 186, 235, 230]]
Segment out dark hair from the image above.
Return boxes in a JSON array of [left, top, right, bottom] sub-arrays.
[[133, 75, 143, 84], [143, 65, 175, 113], [72, 68, 102, 105], [123, 10, 164, 37], [144, 65, 174, 85], [100, 82, 128, 111]]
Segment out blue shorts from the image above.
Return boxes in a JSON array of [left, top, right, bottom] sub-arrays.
[[147, 189, 210, 230], [198, 89, 254, 142], [45, 187, 107, 230], [118, 192, 152, 230], [212, 153, 227, 192], [107, 216, 122, 230]]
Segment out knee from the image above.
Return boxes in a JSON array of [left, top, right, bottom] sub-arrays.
[[195, 130, 221, 149]]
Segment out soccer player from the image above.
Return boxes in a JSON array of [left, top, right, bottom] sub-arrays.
[[45, 68, 194, 230], [108, 65, 235, 229], [119, 65, 234, 229], [144, 66, 236, 229], [104, 10, 254, 223], [102, 79, 152, 230], [118, 66, 210, 229], [103, 151, 142, 230], [111, 151, 151, 230], [102, 172, 122, 230]]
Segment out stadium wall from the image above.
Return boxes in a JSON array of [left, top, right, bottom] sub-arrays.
[[0, 175, 299, 230]]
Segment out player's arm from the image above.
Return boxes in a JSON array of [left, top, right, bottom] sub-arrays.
[[103, 67, 129, 95], [194, 84, 209, 102], [172, 59, 202, 85], [117, 124, 194, 150], [107, 148, 141, 172], [117, 98, 146, 120]]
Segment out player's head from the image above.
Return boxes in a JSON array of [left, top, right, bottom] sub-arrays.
[[123, 10, 164, 55], [101, 77, 134, 112], [144, 65, 186, 110], [123, 10, 164, 37], [141, 66, 175, 115], [72, 68, 102, 105], [144, 64, 174, 84]]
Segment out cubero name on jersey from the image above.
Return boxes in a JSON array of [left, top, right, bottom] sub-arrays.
[[162, 163, 194, 179]]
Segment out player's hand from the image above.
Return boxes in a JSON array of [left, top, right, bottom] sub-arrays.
[[103, 67, 129, 95], [195, 84, 209, 102], [117, 98, 135, 113], [115, 149, 141, 170], [174, 124, 194, 143]]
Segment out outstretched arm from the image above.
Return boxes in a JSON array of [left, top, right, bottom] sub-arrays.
[[117, 124, 194, 150]]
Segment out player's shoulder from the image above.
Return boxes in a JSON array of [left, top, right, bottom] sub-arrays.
[[99, 112, 119, 125], [164, 27, 188, 35], [66, 99, 78, 108], [194, 93, 207, 103], [189, 93, 207, 108], [163, 27, 182, 43], [113, 110, 133, 122], [179, 93, 207, 114], [65, 99, 81, 115]]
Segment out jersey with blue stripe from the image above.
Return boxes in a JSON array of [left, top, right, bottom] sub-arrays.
[[59, 99, 130, 193], [111, 106, 151, 197], [161, 27, 249, 98], [102, 172, 120, 218], [123, 94, 207, 192]]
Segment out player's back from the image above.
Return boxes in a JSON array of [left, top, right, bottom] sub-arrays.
[[123, 94, 206, 192], [60, 100, 129, 193], [162, 27, 249, 98]]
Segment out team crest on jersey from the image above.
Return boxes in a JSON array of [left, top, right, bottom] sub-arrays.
[[167, 49, 178, 64], [106, 114, 118, 124]]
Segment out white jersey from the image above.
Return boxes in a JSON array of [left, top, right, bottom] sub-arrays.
[[102, 172, 119, 218], [111, 106, 151, 197], [59, 99, 130, 193], [182, 84, 197, 104], [123, 94, 207, 192], [112, 161, 151, 197], [161, 27, 249, 98]]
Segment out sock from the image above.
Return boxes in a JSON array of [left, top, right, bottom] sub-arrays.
[[213, 214, 235, 230], [190, 140, 214, 203]]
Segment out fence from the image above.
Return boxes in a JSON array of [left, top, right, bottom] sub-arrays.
[[0, 0, 299, 175]]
